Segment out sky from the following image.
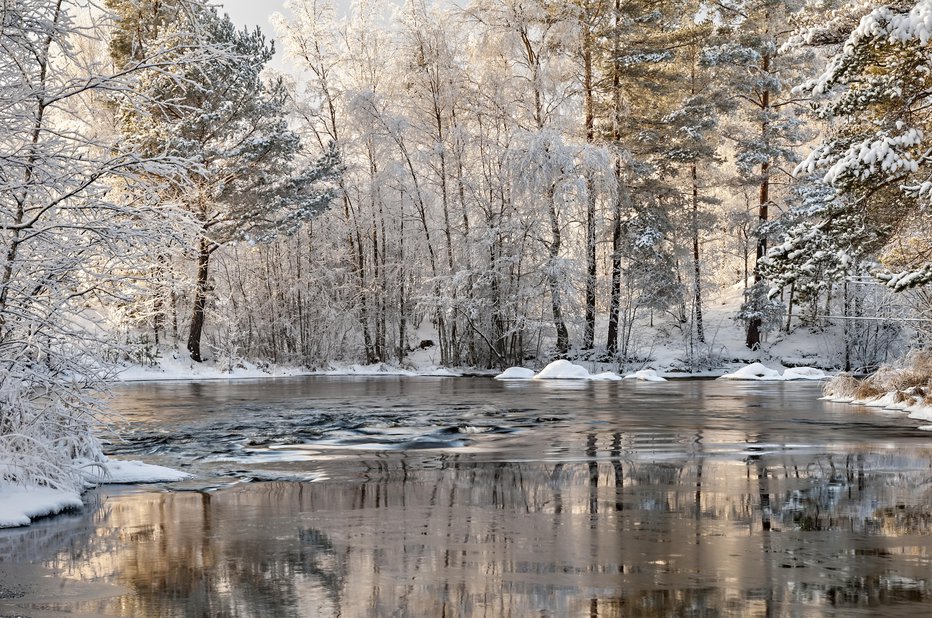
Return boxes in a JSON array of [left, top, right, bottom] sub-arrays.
[[219, 1, 286, 36], [219, 1, 293, 69]]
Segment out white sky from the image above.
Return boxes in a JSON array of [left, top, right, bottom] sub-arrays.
[[219, 1, 285, 35]]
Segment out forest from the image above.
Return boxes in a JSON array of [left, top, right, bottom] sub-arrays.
[[2, 0, 932, 492]]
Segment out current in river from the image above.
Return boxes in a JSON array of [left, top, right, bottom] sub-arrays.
[[2, 376, 932, 617]]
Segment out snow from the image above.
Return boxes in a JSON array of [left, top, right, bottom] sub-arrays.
[[623, 369, 667, 382], [782, 367, 827, 381], [533, 360, 591, 380], [823, 387, 932, 427], [720, 363, 828, 381], [528, 362, 626, 382], [115, 355, 464, 382], [589, 371, 624, 381], [0, 484, 83, 529], [494, 367, 536, 380], [116, 355, 314, 381], [907, 402, 932, 422], [720, 362, 783, 381], [79, 459, 192, 484], [0, 458, 191, 529]]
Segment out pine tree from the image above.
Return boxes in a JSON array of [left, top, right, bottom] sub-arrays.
[[111, 2, 338, 361], [793, 0, 932, 294], [702, 0, 809, 349]]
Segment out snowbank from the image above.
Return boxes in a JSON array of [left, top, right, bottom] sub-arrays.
[[494, 367, 536, 380], [782, 367, 827, 381], [534, 359, 589, 380], [589, 371, 623, 381], [529, 361, 626, 382], [80, 459, 192, 484], [623, 369, 667, 382], [719, 363, 826, 381], [321, 363, 462, 377], [117, 356, 313, 381], [825, 390, 932, 422], [533, 360, 591, 380], [0, 458, 191, 529], [720, 362, 783, 381], [908, 402, 932, 422], [0, 484, 83, 529], [117, 355, 464, 382]]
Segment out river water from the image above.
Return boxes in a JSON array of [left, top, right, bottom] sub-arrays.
[[3, 376, 932, 617]]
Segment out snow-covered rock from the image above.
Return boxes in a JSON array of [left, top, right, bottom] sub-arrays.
[[589, 371, 623, 381], [533, 360, 591, 380], [782, 367, 827, 381], [494, 367, 536, 380], [0, 485, 83, 529], [80, 459, 192, 484], [720, 362, 783, 381], [623, 369, 667, 382]]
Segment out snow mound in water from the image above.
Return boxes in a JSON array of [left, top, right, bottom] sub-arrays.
[[589, 371, 623, 381], [533, 360, 591, 380], [720, 363, 782, 381], [80, 459, 192, 484], [624, 369, 667, 382], [782, 367, 826, 381], [494, 367, 536, 380]]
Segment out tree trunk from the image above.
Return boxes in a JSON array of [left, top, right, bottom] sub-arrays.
[[548, 186, 569, 355], [582, 10, 596, 350], [691, 163, 704, 343], [606, 0, 624, 356], [746, 55, 771, 351], [187, 236, 211, 362], [607, 171, 623, 355]]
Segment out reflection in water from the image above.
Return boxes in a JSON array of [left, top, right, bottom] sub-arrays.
[[4, 450, 932, 617], [3, 378, 932, 616]]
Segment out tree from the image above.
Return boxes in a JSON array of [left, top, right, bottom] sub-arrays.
[[791, 0, 932, 294], [111, 2, 338, 361], [703, 0, 808, 349], [0, 0, 191, 489], [660, 15, 729, 345]]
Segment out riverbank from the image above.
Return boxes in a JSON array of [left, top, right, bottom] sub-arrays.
[[0, 459, 191, 529], [109, 284, 860, 383], [821, 350, 932, 427]]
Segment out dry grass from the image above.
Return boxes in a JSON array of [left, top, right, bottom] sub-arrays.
[[827, 350, 932, 405], [854, 381, 884, 401], [823, 373, 860, 400]]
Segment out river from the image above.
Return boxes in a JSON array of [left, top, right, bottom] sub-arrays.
[[2, 376, 932, 617]]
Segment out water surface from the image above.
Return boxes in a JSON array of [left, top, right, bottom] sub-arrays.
[[3, 377, 932, 617]]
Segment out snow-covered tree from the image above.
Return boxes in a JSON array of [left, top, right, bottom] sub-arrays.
[[112, 2, 338, 362], [0, 0, 190, 490], [702, 0, 810, 349], [793, 0, 932, 294]]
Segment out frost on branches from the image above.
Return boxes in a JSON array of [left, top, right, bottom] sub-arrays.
[[0, 1, 136, 491], [785, 0, 932, 296], [0, 1, 265, 494]]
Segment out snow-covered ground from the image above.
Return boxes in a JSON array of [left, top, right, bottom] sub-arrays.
[[0, 485, 84, 529], [0, 458, 191, 529], [114, 351, 464, 382], [111, 279, 862, 383]]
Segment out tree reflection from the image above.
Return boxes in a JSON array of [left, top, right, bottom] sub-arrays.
[[5, 445, 932, 616]]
